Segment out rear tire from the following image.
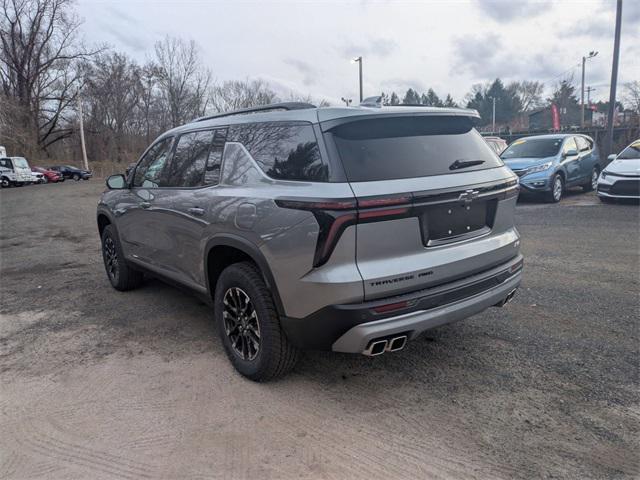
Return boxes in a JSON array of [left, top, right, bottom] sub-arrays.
[[545, 174, 563, 203], [215, 261, 299, 381], [582, 167, 599, 192], [101, 224, 143, 291]]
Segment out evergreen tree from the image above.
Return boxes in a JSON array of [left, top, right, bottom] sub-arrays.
[[389, 92, 400, 105], [402, 88, 421, 105], [443, 94, 457, 107]]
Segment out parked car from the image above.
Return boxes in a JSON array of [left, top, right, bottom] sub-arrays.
[[484, 136, 508, 155], [597, 139, 640, 201], [0, 156, 33, 187], [500, 134, 601, 202], [97, 102, 523, 381], [30, 170, 45, 184], [32, 166, 64, 183], [49, 165, 92, 181]]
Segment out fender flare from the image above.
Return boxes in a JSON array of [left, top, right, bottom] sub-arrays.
[[204, 234, 285, 317]]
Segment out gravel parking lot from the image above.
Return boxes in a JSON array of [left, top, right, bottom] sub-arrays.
[[1, 181, 638, 479]]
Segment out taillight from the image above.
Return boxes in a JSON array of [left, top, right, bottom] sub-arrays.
[[276, 194, 412, 267]]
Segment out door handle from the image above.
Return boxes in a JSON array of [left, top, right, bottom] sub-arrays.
[[140, 201, 151, 209], [188, 207, 205, 216]]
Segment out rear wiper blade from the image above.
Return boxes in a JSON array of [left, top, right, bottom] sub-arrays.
[[449, 159, 485, 171]]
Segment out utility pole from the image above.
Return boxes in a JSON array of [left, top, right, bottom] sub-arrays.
[[490, 96, 496, 134], [581, 51, 598, 127], [605, 0, 622, 157], [77, 92, 89, 171], [352, 56, 363, 103], [586, 86, 596, 106]]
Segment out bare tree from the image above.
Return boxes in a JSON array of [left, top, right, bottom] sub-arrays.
[[154, 36, 211, 127], [0, 0, 100, 152], [510, 80, 545, 112], [210, 79, 278, 113], [623, 81, 640, 117]]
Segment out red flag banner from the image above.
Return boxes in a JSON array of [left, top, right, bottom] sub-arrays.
[[551, 104, 560, 131]]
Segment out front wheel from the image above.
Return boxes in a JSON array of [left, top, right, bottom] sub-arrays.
[[101, 225, 143, 291], [582, 167, 599, 192], [215, 262, 299, 381], [545, 174, 564, 203], [0, 177, 10, 188], [73, 173, 80, 181]]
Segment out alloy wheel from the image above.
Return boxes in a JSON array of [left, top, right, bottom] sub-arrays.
[[104, 236, 119, 281], [223, 287, 261, 361], [553, 176, 563, 201]]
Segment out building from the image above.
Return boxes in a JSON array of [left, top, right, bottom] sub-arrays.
[[528, 105, 592, 131]]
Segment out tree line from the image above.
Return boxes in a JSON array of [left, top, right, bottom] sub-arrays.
[[1, 0, 639, 167]]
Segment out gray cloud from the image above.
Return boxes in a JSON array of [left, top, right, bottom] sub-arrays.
[[451, 32, 568, 83], [99, 22, 149, 52], [475, 0, 553, 22], [340, 37, 397, 59], [283, 58, 316, 86], [379, 77, 428, 94]]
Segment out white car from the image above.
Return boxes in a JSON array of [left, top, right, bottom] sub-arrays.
[[31, 170, 45, 184], [597, 140, 640, 201]]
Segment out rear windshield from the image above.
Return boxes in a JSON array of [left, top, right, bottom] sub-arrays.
[[329, 116, 502, 182], [501, 138, 563, 159]]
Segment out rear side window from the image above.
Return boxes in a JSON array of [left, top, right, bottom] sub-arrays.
[[575, 136, 592, 152], [166, 130, 215, 187], [204, 128, 227, 185], [229, 122, 327, 182], [329, 116, 502, 182]]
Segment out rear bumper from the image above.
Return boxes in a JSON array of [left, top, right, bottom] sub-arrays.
[[281, 255, 523, 352]]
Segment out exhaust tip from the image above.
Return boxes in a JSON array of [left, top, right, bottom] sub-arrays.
[[363, 339, 388, 356], [387, 335, 408, 352]]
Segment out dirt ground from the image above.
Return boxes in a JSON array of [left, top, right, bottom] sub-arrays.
[[0, 180, 638, 479]]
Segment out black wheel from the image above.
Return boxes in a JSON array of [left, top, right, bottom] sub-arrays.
[[545, 174, 563, 203], [215, 262, 299, 381], [73, 173, 80, 181], [0, 177, 9, 188], [101, 224, 143, 291], [582, 167, 599, 192]]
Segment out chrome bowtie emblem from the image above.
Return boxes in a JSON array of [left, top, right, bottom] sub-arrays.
[[458, 189, 479, 205]]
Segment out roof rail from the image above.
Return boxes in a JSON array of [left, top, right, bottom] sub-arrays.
[[194, 102, 317, 123]]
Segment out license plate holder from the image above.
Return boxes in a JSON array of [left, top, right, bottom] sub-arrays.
[[421, 201, 492, 246]]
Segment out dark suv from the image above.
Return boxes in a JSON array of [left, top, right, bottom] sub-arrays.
[[98, 102, 523, 381]]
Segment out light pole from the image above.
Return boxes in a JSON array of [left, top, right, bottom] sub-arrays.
[[351, 56, 363, 103], [581, 50, 598, 127], [605, 0, 622, 157]]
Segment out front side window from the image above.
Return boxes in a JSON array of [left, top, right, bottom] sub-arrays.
[[502, 138, 563, 159], [562, 137, 578, 155], [166, 130, 215, 187], [133, 137, 174, 188], [229, 122, 327, 182]]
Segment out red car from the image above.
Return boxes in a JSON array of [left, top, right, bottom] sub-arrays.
[[32, 166, 64, 183]]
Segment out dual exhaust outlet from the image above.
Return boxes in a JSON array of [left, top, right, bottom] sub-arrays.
[[362, 335, 408, 357]]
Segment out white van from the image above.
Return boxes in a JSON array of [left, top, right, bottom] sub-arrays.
[[1, 156, 33, 187]]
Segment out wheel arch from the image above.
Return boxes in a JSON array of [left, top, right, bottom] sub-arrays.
[[204, 235, 285, 317]]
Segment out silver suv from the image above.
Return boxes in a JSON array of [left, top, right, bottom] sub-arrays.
[[98, 102, 523, 381]]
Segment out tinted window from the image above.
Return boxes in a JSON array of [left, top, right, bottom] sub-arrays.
[[502, 138, 563, 159], [229, 122, 327, 182], [0, 158, 11, 168], [618, 141, 640, 159], [133, 137, 174, 188], [204, 128, 227, 185], [166, 130, 214, 187], [331, 116, 502, 182]]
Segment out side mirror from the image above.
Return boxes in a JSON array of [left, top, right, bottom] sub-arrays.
[[106, 174, 127, 189], [563, 148, 578, 158], [607, 154, 617, 162]]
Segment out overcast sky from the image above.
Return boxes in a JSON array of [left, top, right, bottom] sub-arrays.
[[76, 0, 639, 106]]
